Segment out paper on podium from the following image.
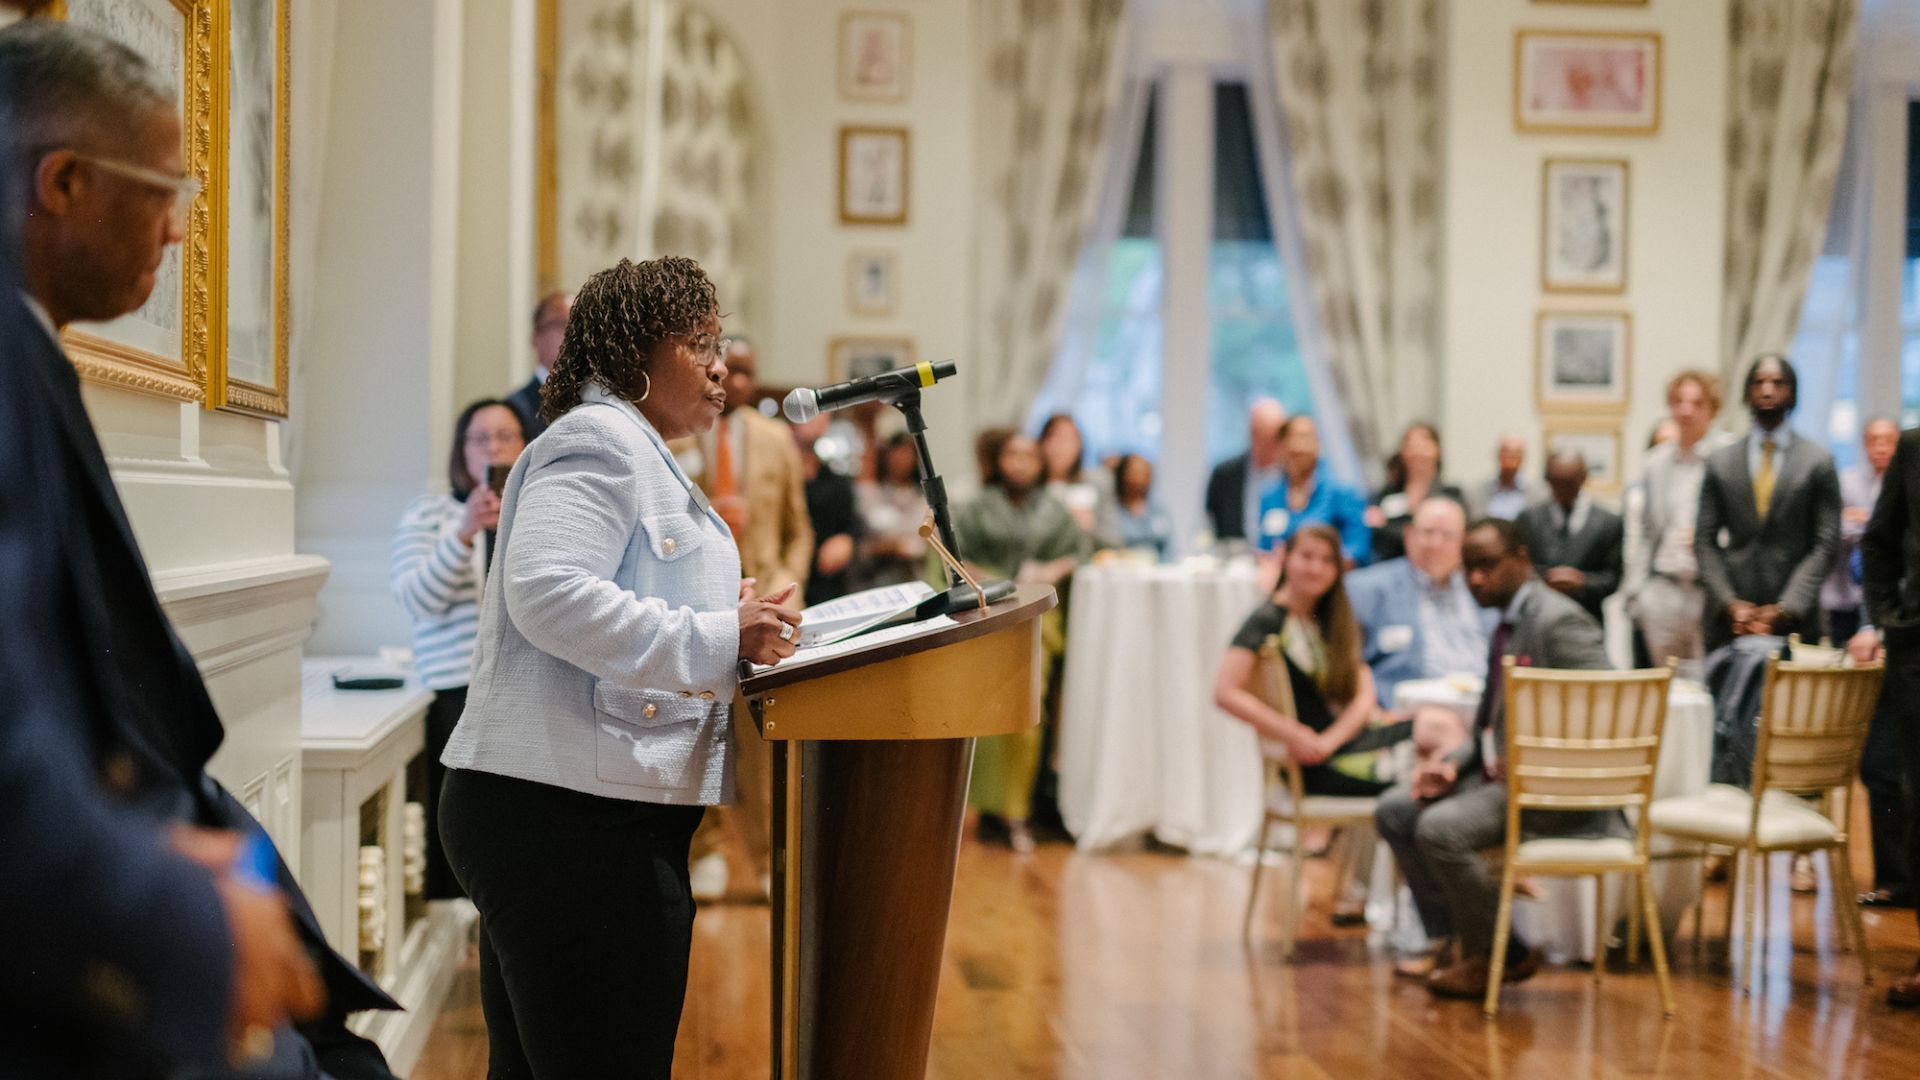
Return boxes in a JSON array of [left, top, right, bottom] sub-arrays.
[[749, 614, 957, 675], [791, 581, 937, 647]]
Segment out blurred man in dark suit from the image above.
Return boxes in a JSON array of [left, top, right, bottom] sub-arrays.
[[1858, 425, 1920, 1004], [506, 290, 570, 440], [1205, 397, 1287, 542], [1517, 450, 1624, 623], [1694, 355, 1840, 652], [0, 19, 397, 1076]]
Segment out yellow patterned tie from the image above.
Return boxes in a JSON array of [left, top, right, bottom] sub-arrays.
[[1753, 437, 1777, 517]]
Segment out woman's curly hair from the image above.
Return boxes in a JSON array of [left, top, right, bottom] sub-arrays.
[[539, 256, 718, 424]]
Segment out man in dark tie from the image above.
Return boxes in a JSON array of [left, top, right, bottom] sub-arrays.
[[1695, 355, 1841, 652], [1858, 424, 1920, 1005], [506, 290, 572, 440], [1375, 518, 1613, 999], [0, 19, 397, 1077], [1517, 450, 1624, 623]]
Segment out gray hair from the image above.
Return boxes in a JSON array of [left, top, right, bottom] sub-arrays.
[[0, 19, 174, 233]]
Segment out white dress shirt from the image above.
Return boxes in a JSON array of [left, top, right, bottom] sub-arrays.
[[1652, 443, 1709, 579]]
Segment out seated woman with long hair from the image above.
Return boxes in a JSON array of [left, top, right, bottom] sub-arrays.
[[1214, 522, 1409, 797]]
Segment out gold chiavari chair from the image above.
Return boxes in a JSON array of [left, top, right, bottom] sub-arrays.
[[1485, 660, 1677, 1018], [1647, 655, 1884, 984]]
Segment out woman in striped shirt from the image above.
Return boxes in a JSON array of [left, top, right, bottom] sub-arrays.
[[391, 397, 528, 898]]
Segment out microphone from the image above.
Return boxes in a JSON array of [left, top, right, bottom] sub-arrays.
[[783, 360, 957, 423]]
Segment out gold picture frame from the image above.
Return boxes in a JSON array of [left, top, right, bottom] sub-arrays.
[[1536, 309, 1631, 414], [828, 335, 915, 383], [210, 0, 290, 416], [1540, 157, 1629, 294], [54, 0, 218, 405], [1542, 417, 1624, 497], [838, 125, 910, 226], [1514, 29, 1662, 136]]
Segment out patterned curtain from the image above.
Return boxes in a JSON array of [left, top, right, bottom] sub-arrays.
[[1264, 0, 1442, 465], [1720, 0, 1858, 387], [970, 0, 1129, 427]]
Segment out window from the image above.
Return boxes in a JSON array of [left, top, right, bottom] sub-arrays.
[[1902, 100, 1920, 427]]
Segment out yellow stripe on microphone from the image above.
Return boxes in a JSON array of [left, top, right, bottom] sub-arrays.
[[916, 360, 935, 387]]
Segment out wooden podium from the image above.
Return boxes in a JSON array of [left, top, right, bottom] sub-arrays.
[[740, 584, 1056, 1080]]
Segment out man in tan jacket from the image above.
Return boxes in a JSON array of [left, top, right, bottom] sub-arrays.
[[675, 337, 811, 898]]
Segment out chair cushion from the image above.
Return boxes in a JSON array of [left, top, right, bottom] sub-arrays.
[[1267, 787, 1378, 821], [1647, 786, 1838, 848], [1512, 836, 1637, 866]]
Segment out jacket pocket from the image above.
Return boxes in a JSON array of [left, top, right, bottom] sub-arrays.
[[638, 512, 706, 563], [592, 683, 715, 790]]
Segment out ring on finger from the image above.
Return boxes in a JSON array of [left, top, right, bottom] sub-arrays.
[[779, 622, 795, 642]]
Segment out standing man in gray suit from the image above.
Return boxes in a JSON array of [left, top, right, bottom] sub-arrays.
[[1517, 451, 1623, 624], [1694, 355, 1840, 653], [1376, 518, 1614, 999], [1622, 370, 1736, 665]]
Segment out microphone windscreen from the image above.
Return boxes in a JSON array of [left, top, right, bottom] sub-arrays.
[[782, 388, 818, 424]]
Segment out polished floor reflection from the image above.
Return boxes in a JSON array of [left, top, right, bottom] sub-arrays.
[[415, 835, 1920, 1079]]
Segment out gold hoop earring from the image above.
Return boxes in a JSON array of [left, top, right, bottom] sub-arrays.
[[637, 371, 651, 403]]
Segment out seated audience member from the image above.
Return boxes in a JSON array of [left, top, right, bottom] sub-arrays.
[[1368, 422, 1465, 562], [1205, 397, 1287, 543], [1517, 451, 1624, 624], [1696, 355, 1840, 652], [1471, 434, 1536, 521], [506, 291, 571, 439], [955, 429, 1093, 851], [1039, 412, 1120, 548], [1215, 524, 1413, 798], [1375, 518, 1616, 997], [854, 431, 930, 588], [792, 414, 860, 604], [1346, 498, 1494, 708], [1621, 370, 1733, 666], [1256, 415, 1372, 564], [1112, 453, 1174, 560], [1824, 418, 1898, 642], [390, 398, 528, 900]]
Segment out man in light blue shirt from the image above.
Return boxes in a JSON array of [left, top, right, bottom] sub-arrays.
[[1347, 498, 1495, 707]]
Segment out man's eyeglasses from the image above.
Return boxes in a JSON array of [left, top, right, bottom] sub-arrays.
[[465, 431, 526, 450], [73, 153, 200, 232]]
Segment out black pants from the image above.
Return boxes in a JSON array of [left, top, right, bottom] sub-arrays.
[[1885, 627, 1920, 928], [440, 769, 705, 1079], [424, 687, 467, 900]]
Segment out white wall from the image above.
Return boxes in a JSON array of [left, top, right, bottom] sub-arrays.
[[294, 0, 465, 655], [1440, 0, 1728, 499]]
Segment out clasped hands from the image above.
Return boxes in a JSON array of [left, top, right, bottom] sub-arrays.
[[1727, 600, 1788, 637]]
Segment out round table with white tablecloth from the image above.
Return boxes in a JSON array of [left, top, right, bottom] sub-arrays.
[[1389, 675, 1717, 963], [1056, 560, 1269, 855]]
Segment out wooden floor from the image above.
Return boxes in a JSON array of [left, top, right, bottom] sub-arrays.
[[414, 837, 1920, 1079]]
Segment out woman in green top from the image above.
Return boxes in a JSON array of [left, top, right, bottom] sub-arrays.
[[954, 429, 1092, 851], [1213, 523, 1409, 798]]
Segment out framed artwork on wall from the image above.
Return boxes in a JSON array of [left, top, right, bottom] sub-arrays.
[[1543, 418, 1624, 495], [838, 11, 911, 103], [1531, 1, 1648, 6], [1514, 30, 1661, 135], [828, 336, 916, 383], [57, 0, 216, 404], [1541, 157, 1628, 294], [838, 126, 910, 226], [1536, 309, 1631, 413], [214, 0, 290, 416], [847, 250, 897, 317]]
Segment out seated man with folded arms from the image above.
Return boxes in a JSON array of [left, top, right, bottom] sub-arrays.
[[1375, 519, 1617, 997]]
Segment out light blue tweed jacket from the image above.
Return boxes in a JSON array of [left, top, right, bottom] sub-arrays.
[[442, 385, 743, 804]]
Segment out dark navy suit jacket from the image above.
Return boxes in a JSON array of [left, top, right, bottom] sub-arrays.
[[0, 282, 396, 1078]]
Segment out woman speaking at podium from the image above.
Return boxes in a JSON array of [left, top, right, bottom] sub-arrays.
[[439, 257, 802, 1077]]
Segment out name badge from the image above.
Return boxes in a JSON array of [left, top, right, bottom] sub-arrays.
[[1379, 493, 1409, 519], [1378, 625, 1414, 654], [1261, 507, 1291, 538]]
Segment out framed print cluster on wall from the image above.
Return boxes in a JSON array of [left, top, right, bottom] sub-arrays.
[[833, 10, 911, 377], [53, 0, 292, 416]]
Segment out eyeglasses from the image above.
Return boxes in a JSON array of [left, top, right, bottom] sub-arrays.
[[73, 152, 201, 232], [682, 333, 732, 364], [465, 431, 526, 450]]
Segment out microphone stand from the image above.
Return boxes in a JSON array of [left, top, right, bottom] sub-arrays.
[[890, 388, 1016, 617]]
